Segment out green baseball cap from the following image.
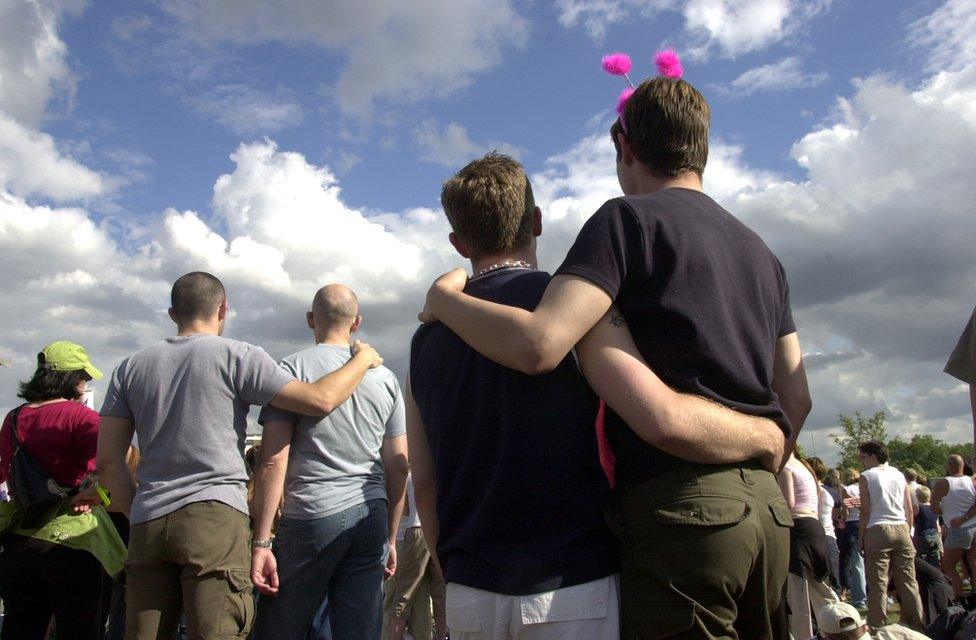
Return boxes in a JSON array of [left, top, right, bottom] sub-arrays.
[[40, 341, 103, 380]]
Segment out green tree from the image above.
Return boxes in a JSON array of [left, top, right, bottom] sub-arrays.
[[830, 411, 888, 469], [886, 434, 950, 478]]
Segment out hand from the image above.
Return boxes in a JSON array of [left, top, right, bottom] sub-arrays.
[[384, 541, 397, 580], [756, 422, 786, 473], [418, 268, 468, 323], [251, 547, 280, 596], [843, 497, 861, 509], [69, 486, 102, 513], [350, 341, 383, 369]]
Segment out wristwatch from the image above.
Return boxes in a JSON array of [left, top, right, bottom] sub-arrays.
[[252, 538, 273, 549]]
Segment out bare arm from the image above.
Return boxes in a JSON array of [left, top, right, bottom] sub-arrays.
[[948, 477, 976, 527], [381, 434, 409, 580], [903, 483, 914, 529], [931, 479, 948, 514], [771, 332, 812, 457], [269, 342, 382, 415], [576, 309, 785, 470], [778, 466, 796, 509], [422, 271, 612, 375], [404, 378, 442, 575], [250, 420, 293, 596], [96, 416, 137, 517], [859, 476, 871, 552]]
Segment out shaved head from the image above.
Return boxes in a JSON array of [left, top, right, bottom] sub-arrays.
[[171, 271, 225, 322], [949, 454, 965, 473], [312, 284, 359, 329]]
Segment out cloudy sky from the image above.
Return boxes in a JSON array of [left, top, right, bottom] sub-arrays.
[[1, 0, 974, 463]]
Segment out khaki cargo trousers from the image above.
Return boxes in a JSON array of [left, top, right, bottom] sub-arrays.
[[604, 463, 792, 640], [125, 500, 254, 639]]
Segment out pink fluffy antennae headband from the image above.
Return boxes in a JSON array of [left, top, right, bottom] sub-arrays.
[[602, 49, 683, 118]]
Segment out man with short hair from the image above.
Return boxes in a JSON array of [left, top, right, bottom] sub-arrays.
[[904, 468, 920, 516], [858, 441, 925, 630], [250, 284, 409, 640], [931, 454, 976, 597], [412, 153, 790, 639], [422, 69, 807, 638], [97, 272, 383, 639]]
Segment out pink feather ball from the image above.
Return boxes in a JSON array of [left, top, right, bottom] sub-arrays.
[[616, 87, 635, 114], [654, 49, 683, 78], [602, 52, 632, 76]]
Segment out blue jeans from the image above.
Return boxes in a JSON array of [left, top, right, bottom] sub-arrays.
[[839, 522, 867, 607], [253, 499, 389, 640]]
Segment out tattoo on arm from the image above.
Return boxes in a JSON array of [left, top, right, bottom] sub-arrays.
[[609, 313, 624, 327]]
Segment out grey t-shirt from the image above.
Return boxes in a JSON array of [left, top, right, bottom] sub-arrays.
[[946, 306, 976, 384], [259, 344, 405, 520], [100, 334, 293, 524]]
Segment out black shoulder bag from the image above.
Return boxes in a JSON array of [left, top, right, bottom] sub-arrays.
[[7, 406, 76, 528]]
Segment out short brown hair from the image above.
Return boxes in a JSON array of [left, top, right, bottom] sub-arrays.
[[614, 76, 710, 177], [440, 152, 535, 260], [171, 271, 225, 322]]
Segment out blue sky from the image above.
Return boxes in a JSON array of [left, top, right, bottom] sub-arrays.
[[1, 0, 975, 462]]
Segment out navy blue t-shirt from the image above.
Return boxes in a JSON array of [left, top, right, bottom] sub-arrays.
[[557, 188, 796, 487], [410, 268, 617, 595], [916, 504, 939, 532]]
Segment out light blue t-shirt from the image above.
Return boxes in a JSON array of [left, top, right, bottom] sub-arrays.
[[259, 343, 406, 519]]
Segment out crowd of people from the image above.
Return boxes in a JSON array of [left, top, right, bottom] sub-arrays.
[[0, 53, 974, 640]]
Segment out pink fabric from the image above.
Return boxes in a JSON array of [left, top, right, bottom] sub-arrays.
[[788, 460, 818, 513], [594, 400, 615, 488]]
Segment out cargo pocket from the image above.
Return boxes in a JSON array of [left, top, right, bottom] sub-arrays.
[[218, 570, 254, 638], [768, 498, 794, 528], [622, 602, 696, 640], [654, 495, 750, 526]]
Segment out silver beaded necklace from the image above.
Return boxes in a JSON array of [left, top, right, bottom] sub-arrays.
[[474, 260, 534, 278]]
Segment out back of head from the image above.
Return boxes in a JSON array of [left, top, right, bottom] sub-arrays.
[[171, 272, 225, 323], [841, 468, 860, 485], [613, 76, 710, 178], [808, 456, 828, 482], [825, 468, 841, 488], [948, 454, 965, 474], [441, 152, 535, 260], [858, 440, 888, 464], [904, 468, 917, 482], [312, 284, 359, 330]]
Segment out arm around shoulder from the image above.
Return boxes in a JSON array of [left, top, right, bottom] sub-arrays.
[[269, 342, 382, 415]]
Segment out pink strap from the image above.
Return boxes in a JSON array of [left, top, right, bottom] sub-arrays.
[[595, 400, 616, 489]]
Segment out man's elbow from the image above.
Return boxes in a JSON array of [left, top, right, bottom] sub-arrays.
[[518, 334, 567, 375]]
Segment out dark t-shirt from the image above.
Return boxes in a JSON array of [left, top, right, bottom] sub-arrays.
[[557, 188, 796, 487], [410, 268, 617, 595], [916, 504, 939, 532]]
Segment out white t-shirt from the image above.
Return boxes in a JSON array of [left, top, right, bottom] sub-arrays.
[[396, 474, 421, 540], [862, 463, 908, 528], [819, 484, 836, 539], [941, 475, 976, 529]]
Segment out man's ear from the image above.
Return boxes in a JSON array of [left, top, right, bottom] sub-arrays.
[[448, 232, 470, 259], [350, 315, 362, 334], [167, 308, 178, 324], [306, 311, 315, 331], [617, 132, 636, 166], [532, 206, 542, 238], [217, 300, 228, 321]]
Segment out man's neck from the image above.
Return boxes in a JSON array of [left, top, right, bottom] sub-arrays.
[[470, 248, 538, 275], [630, 170, 703, 196], [315, 333, 351, 347], [176, 321, 220, 336]]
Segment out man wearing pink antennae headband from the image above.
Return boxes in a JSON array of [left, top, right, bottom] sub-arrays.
[[420, 51, 808, 639]]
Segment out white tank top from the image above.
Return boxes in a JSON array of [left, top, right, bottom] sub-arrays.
[[863, 463, 907, 528], [941, 475, 976, 529], [844, 483, 861, 522]]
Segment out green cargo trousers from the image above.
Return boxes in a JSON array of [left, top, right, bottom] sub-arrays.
[[604, 463, 792, 640], [125, 500, 254, 640]]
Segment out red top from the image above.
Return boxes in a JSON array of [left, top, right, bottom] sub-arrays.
[[0, 401, 100, 489]]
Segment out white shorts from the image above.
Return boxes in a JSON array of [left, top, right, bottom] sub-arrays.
[[446, 575, 620, 640]]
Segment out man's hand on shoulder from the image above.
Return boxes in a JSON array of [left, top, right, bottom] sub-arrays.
[[419, 268, 468, 323], [350, 340, 383, 368]]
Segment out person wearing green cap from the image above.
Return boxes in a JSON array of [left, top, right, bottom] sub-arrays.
[[0, 340, 118, 639]]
